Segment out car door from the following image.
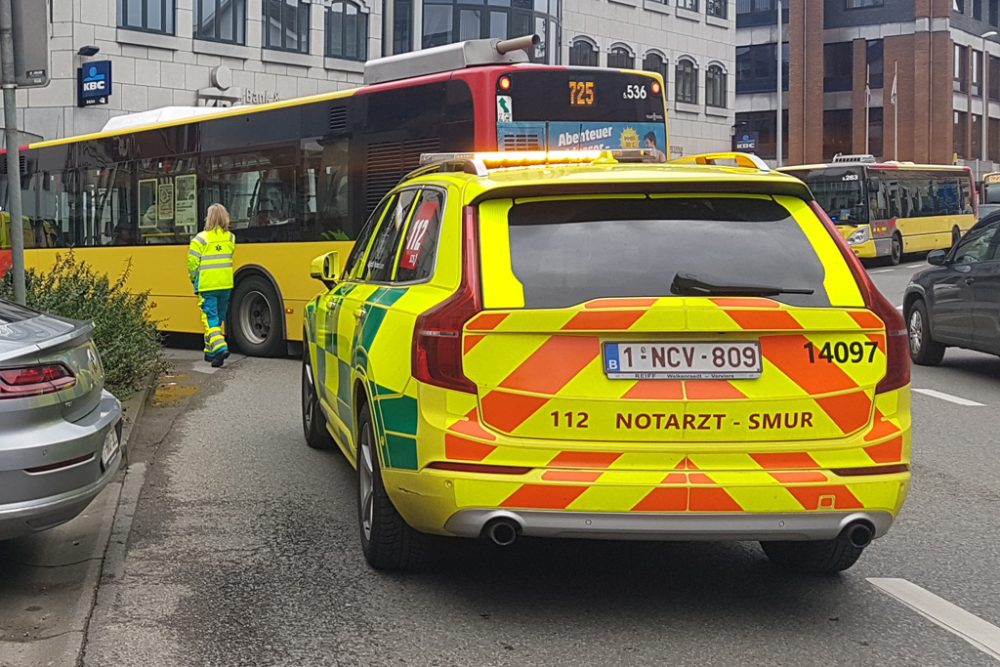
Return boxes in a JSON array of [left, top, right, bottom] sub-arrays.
[[931, 225, 998, 345], [968, 222, 1000, 353], [318, 195, 396, 443], [337, 188, 420, 456]]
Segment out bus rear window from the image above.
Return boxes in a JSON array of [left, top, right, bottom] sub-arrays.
[[491, 197, 834, 309]]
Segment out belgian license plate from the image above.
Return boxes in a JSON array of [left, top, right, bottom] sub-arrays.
[[603, 341, 762, 380], [101, 427, 121, 468]]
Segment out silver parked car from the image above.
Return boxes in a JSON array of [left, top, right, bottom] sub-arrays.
[[0, 299, 122, 540]]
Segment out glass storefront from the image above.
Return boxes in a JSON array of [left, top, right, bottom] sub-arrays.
[[390, 0, 561, 63]]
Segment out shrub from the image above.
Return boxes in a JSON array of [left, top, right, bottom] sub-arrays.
[[1, 252, 164, 397]]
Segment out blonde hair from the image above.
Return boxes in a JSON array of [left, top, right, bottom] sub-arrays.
[[205, 203, 231, 232]]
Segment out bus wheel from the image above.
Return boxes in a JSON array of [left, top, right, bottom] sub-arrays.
[[952, 226, 961, 248], [231, 275, 285, 357], [890, 233, 903, 265]]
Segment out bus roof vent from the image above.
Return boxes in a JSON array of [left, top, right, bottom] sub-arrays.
[[364, 34, 539, 85], [101, 106, 228, 132], [832, 153, 877, 164]]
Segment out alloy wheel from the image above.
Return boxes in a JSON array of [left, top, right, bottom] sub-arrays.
[[909, 309, 923, 354], [359, 421, 375, 542]]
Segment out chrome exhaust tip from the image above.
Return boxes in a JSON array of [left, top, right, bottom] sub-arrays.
[[843, 521, 874, 548], [484, 518, 520, 547]]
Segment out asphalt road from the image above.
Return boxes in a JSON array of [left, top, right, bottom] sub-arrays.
[[79, 261, 1000, 667]]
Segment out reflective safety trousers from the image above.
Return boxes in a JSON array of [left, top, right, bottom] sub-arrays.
[[188, 228, 236, 292]]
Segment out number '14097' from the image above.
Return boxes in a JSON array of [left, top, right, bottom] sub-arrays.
[[803, 340, 879, 364]]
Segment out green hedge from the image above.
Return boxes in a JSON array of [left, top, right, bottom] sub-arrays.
[[1, 252, 164, 397]]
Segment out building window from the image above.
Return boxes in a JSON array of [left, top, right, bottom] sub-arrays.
[[975, 0, 983, 19], [846, 0, 884, 7], [607, 44, 634, 69], [824, 42, 853, 92], [824, 109, 853, 160], [118, 0, 175, 34], [707, 0, 727, 18], [991, 0, 999, 26], [974, 49, 984, 97], [643, 51, 668, 84], [868, 107, 883, 157], [955, 111, 968, 158], [326, 1, 368, 60], [569, 37, 598, 67], [736, 42, 789, 93], [973, 113, 984, 157], [736, 0, 788, 28], [195, 0, 246, 43], [263, 0, 310, 53], [991, 55, 1000, 100], [954, 0, 965, 13], [393, 0, 412, 54], [706, 64, 727, 108], [677, 0, 699, 11], [867, 39, 883, 88], [956, 44, 969, 93], [734, 110, 787, 160], [421, 1, 560, 63], [676, 58, 698, 104]]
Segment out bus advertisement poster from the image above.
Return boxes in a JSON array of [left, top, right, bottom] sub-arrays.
[[175, 174, 198, 232], [499, 122, 668, 160], [157, 180, 175, 222]]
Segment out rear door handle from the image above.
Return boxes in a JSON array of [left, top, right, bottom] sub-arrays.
[[964, 277, 976, 285]]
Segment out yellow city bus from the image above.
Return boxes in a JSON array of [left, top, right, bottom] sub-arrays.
[[981, 171, 1000, 216], [780, 156, 977, 265], [0, 39, 669, 355]]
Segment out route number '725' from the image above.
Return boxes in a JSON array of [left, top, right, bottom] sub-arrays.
[[568, 81, 596, 106], [804, 340, 879, 364]]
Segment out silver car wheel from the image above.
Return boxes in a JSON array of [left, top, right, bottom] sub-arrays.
[[909, 309, 923, 354], [359, 421, 375, 542]]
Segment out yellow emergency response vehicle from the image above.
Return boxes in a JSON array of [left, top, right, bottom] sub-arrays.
[[301, 150, 912, 573]]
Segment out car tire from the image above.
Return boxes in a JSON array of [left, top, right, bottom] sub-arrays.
[[231, 275, 284, 357], [907, 300, 945, 366], [357, 403, 429, 571], [302, 349, 335, 450], [760, 539, 864, 574], [889, 232, 903, 266]]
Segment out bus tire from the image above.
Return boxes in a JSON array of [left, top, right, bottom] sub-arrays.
[[889, 232, 903, 265], [952, 226, 961, 248], [230, 274, 285, 357]]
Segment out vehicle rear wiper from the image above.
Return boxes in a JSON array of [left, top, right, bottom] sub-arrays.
[[670, 273, 815, 297]]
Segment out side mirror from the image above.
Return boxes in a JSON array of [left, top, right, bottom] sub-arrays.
[[927, 249, 948, 266], [310, 250, 341, 286]]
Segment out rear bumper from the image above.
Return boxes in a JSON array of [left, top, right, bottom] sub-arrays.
[[444, 509, 894, 541], [0, 392, 122, 540]]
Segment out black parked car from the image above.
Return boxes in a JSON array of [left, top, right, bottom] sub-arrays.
[[904, 216, 1000, 364]]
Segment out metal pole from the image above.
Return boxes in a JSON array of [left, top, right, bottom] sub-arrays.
[[0, 0, 24, 305], [983, 35, 990, 170], [894, 61, 898, 161], [865, 65, 870, 155], [776, 0, 783, 167]]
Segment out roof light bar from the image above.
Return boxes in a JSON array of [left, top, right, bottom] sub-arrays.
[[417, 148, 656, 172]]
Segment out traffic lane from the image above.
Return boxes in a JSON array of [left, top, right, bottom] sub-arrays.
[[82, 357, 995, 666], [867, 259, 928, 306]]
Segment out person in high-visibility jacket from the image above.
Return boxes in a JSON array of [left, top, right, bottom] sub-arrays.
[[188, 204, 236, 368]]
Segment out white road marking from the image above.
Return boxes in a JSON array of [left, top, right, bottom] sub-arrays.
[[868, 578, 1000, 661], [912, 388, 985, 407], [871, 268, 896, 274]]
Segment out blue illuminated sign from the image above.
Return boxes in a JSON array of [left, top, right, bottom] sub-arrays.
[[77, 61, 112, 107]]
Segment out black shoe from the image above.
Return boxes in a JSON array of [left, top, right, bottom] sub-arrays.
[[211, 355, 225, 368]]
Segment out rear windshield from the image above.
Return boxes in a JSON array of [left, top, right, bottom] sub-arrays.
[[0, 300, 36, 324], [500, 197, 832, 309]]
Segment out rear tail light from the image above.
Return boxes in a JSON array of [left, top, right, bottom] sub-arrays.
[[809, 201, 910, 393], [412, 206, 482, 393], [0, 363, 76, 398], [426, 461, 531, 475], [832, 463, 909, 477]]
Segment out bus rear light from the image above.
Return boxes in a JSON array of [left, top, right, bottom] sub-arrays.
[[412, 206, 482, 394], [809, 201, 910, 394], [651, 80, 662, 95], [498, 75, 512, 92], [0, 364, 76, 399]]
